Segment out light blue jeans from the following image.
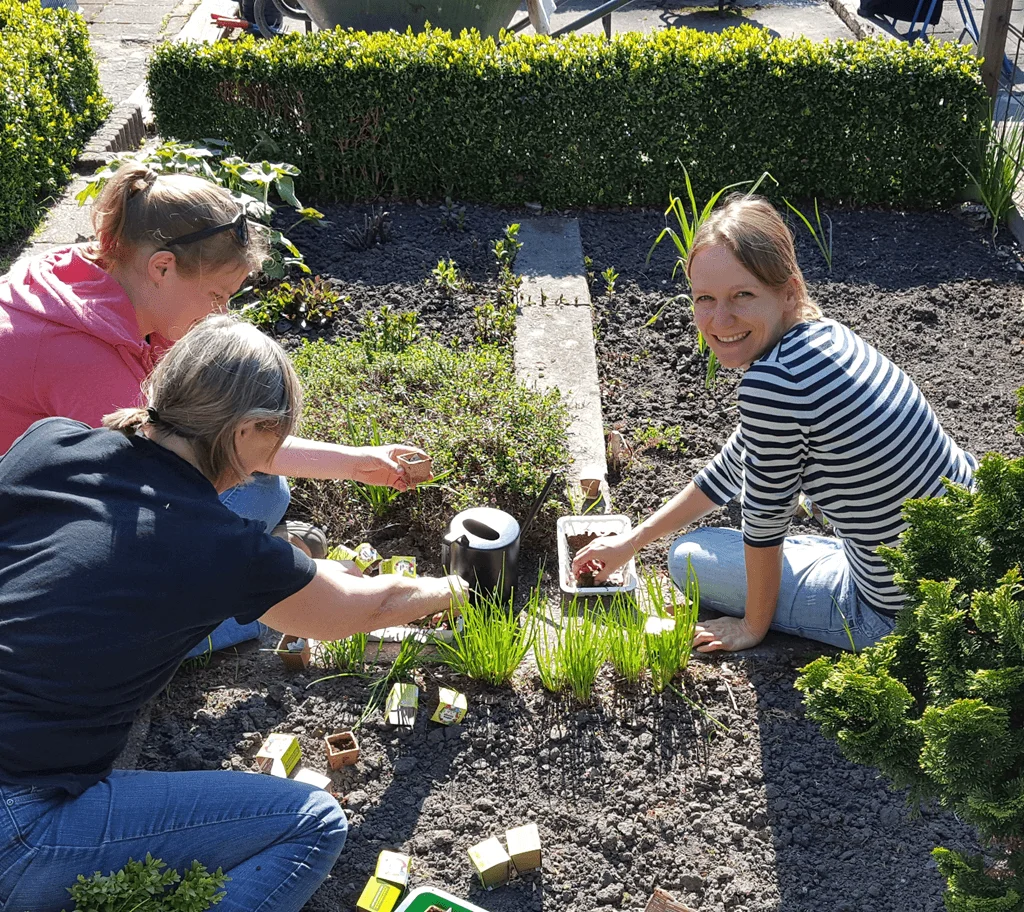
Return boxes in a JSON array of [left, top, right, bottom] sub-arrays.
[[0, 770, 347, 912], [185, 474, 291, 660], [668, 527, 896, 650]]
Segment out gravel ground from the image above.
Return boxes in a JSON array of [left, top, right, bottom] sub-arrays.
[[136, 202, 1024, 912]]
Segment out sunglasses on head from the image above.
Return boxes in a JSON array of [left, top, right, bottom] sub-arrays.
[[164, 211, 249, 248]]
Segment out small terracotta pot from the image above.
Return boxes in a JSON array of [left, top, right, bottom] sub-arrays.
[[324, 730, 360, 769], [398, 452, 433, 485], [276, 634, 310, 671]]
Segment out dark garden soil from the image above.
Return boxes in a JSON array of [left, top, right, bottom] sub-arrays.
[[138, 202, 1024, 912]]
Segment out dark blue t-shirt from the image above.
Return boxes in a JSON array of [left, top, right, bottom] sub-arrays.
[[0, 418, 317, 795]]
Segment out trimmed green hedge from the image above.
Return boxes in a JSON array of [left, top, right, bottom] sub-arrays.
[[0, 0, 109, 243], [149, 26, 985, 207]]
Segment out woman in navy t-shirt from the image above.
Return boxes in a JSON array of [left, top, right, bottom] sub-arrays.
[[0, 315, 467, 912]]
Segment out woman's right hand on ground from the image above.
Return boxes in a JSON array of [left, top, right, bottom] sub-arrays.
[[571, 532, 637, 583]]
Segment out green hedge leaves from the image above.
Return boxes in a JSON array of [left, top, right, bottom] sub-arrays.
[[149, 26, 985, 207], [0, 0, 109, 243]]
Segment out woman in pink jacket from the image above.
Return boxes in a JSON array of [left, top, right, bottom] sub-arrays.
[[0, 164, 427, 654]]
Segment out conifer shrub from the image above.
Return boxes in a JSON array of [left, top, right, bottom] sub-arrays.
[[796, 453, 1024, 910], [0, 0, 108, 242]]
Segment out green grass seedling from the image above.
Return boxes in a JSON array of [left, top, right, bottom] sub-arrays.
[[436, 578, 535, 686], [605, 592, 647, 685], [317, 633, 369, 673], [532, 601, 568, 694], [643, 560, 700, 693], [559, 608, 608, 704]]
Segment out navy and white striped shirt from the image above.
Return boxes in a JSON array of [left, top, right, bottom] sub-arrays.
[[693, 319, 977, 615]]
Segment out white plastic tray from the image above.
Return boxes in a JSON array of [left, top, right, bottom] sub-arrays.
[[556, 514, 638, 598]]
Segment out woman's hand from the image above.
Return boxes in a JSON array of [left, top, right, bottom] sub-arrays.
[[352, 445, 431, 491], [692, 616, 765, 653], [571, 532, 637, 583]]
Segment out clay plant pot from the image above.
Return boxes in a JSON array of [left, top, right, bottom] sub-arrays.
[[324, 730, 360, 770], [276, 634, 310, 671], [398, 452, 433, 485]]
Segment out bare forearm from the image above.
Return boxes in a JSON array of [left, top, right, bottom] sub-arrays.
[[265, 436, 364, 480], [630, 481, 719, 550], [742, 543, 784, 637]]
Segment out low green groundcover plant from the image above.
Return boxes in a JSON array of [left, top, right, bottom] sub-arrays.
[[0, 0, 108, 243], [290, 313, 570, 544], [64, 854, 226, 912], [796, 453, 1024, 911], [148, 26, 984, 208]]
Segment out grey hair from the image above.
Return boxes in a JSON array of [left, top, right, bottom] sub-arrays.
[[104, 314, 302, 487]]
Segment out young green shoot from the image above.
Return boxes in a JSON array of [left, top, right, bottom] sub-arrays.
[[559, 608, 608, 704], [317, 632, 369, 674], [435, 575, 535, 686], [605, 592, 647, 685], [344, 413, 403, 516], [782, 196, 833, 272], [958, 112, 1024, 241], [643, 560, 700, 693], [602, 266, 620, 296]]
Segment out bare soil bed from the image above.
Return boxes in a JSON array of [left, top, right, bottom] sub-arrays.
[[136, 203, 1024, 912]]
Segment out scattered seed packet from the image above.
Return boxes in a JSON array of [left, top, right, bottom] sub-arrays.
[[292, 766, 332, 791], [431, 687, 467, 725], [468, 836, 511, 889], [375, 850, 411, 889], [255, 733, 301, 778], [385, 682, 419, 727], [506, 822, 542, 873], [354, 543, 381, 572], [379, 556, 417, 578], [356, 876, 401, 912]]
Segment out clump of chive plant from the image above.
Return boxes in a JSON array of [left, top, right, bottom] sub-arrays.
[[643, 561, 700, 693], [530, 594, 608, 703], [605, 591, 648, 685], [435, 576, 535, 686], [317, 633, 368, 674]]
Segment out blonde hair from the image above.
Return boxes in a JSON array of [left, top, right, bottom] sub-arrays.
[[104, 314, 302, 487], [687, 194, 822, 322], [86, 164, 269, 276]]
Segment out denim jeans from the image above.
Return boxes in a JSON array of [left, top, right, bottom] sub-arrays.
[[668, 527, 896, 650], [0, 770, 347, 912], [185, 474, 292, 660]]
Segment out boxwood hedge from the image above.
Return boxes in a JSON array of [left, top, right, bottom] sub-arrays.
[[0, 0, 108, 243], [149, 26, 985, 208]]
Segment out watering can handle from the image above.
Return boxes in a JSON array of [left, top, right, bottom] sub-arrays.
[[518, 471, 559, 543]]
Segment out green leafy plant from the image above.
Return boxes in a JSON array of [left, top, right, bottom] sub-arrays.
[[1017, 385, 1024, 435], [493, 223, 522, 271], [76, 140, 324, 277], [632, 422, 687, 455], [0, 0, 109, 244], [473, 299, 517, 347], [796, 453, 1024, 910], [149, 29, 985, 209], [783, 196, 833, 272], [435, 578, 535, 686], [643, 561, 700, 693], [343, 413, 404, 516], [602, 267, 619, 296], [239, 275, 345, 330], [958, 113, 1024, 241], [605, 593, 648, 685], [360, 304, 420, 362], [63, 854, 227, 912], [439, 196, 467, 232], [431, 258, 466, 295]]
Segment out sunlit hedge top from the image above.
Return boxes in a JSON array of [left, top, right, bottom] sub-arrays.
[[149, 25, 985, 207]]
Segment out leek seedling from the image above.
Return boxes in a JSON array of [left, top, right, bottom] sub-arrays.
[[559, 610, 608, 704], [317, 633, 369, 673], [435, 579, 535, 686], [605, 592, 647, 685], [644, 560, 700, 693]]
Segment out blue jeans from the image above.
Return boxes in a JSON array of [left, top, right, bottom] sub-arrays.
[[0, 770, 346, 912], [668, 527, 896, 650], [185, 474, 292, 660]]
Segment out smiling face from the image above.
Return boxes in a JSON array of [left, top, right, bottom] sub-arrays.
[[689, 244, 802, 370]]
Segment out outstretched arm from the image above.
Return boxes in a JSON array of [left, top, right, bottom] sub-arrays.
[[260, 561, 468, 641], [261, 436, 430, 491]]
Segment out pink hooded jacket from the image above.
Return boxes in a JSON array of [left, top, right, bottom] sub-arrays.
[[0, 246, 172, 455]]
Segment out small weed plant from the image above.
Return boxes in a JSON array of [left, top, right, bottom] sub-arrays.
[[432, 258, 466, 295], [474, 299, 517, 347], [64, 854, 227, 912], [239, 275, 345, 331], [601, 267, 619, 296], [633, 422, 687, 455], [76, 140, 323, 278], [361, 305, 420, 361], [783, 196, 833, 272], [492, 223, 522, 271], [438, 196, 467, 232], [436, 577, 535, 686], [644, 562, 700, 694]]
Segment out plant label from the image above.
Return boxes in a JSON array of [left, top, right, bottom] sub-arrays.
[[431, 687, 467, 725], [357, 876, 401, 912], [385, 682, 419, 727], [375, 850, 411, 888], [255, 733, 301, 778], [506, 822, 542, 873], [468, 836, 511, 889]]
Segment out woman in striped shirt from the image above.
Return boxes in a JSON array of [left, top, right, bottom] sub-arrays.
[[572, 195, 976, 653]]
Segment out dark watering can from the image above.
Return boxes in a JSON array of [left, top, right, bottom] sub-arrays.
[[441, 473, 558, 606], [441, 507, 521, 605]]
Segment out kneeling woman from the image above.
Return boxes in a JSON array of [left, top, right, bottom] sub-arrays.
[[573, 195, 976, 653], [0, 315, 468, 911]]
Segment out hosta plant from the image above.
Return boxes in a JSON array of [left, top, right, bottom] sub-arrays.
[[796, 453, 1024, 911]]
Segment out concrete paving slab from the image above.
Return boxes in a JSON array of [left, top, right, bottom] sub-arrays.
[[514, 219, 608, 488]]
